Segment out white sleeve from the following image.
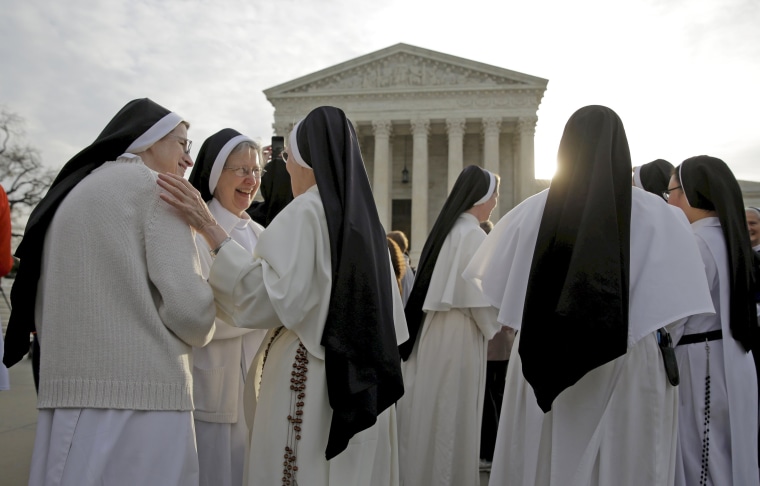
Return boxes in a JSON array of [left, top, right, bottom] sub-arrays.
[[207, 241, 282, 331], [207, 193, 332, 360]]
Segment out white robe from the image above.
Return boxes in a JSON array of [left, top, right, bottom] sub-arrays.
[[208, 185, 408, 486], [29, 409, 198, 486], [397, 213, 500, 486], [674, 217, 759, 486], [463, 188, 715, 486], [193, 199, 268, 486]]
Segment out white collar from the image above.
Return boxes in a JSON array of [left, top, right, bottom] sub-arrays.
[[208, 198, 252, 233], [690, 216, 720, 230]]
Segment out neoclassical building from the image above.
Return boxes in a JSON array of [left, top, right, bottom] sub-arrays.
[[739, 180, 760, 207], [265, 43, 548, 260]]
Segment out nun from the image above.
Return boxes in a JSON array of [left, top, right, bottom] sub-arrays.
[[187, 129, 268, 486], [10, 98, 216, 486], [395, 165, 501, 486], [632, 158, 674, 200], [747, 206, 760, 252], [464, 105, 714, 486], [157, 106, 408, 486], [665, 156, 760, 486]]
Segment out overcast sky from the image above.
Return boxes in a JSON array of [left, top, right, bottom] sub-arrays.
[[2, 0, 759, 181]]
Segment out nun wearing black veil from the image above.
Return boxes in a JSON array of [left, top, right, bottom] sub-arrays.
[[157, 106, 408, 486], [632, 158, 674, 200], [395, 165, 501, 486], [10, 98, 216, 486], [666, 156, 760, 486], [464, 105, 714, 486], [187, 129, 267, 486]]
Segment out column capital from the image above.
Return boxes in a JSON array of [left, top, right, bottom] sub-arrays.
[[411, 118, 430, 136], [481, 117, 502, 137], [517, 116, 538, 135], [371, 120, 393, 138], [445, 118, 466, 136], [273, 122, 293, 137]]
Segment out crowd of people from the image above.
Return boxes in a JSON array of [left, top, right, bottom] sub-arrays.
[[2, 99, 759, 486]]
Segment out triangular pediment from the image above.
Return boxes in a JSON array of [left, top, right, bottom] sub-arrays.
[[265, 44, 547, 97]]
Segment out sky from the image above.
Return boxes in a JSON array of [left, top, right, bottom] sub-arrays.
[[1, 0, 759, 181]]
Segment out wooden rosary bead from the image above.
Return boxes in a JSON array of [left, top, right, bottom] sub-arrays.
[[280, 341, 308, 486]]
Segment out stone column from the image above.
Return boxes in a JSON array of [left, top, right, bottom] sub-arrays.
[[445, 118, 466, 192], [273, 122, 292, 139], [410, 118, 430, 262], [372, 120, 393, 231], [516, 116, 538, 202], [482, 117, 502, 219]]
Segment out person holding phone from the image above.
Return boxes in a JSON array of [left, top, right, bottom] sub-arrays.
[[247, 136, 293, 227]]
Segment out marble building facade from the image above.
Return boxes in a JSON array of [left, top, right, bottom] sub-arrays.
[[265, 44, 548, 260]]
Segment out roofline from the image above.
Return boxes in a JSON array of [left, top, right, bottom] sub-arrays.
[[264, 43, 548, 97]]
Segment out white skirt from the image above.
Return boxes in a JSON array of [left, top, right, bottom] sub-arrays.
[[246, 328, 399, 486], [195, 335, 258, 486], [489, 332, 678, 486], [29, 408, 198, 486]]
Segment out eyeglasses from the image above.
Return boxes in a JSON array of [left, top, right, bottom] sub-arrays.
[[170, 136, 192, 154], [223, 166, 266, 179], [662, 185, 682, 201]]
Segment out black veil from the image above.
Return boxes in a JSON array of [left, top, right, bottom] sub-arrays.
[[520, 105, 632, 412]]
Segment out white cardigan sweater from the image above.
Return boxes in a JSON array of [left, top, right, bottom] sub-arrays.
[[35, 156, 216, 411]]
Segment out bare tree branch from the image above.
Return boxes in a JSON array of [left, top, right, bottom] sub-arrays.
[[0, 108, 56, 224]]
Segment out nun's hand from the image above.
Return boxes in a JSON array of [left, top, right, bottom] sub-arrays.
[[157, 173, 228, 248]]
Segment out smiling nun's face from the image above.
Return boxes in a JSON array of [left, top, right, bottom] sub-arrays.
[[213, 146, 261, 217]]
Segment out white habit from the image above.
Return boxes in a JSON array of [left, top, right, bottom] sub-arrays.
[[208, 185, 408, 486], [674, 217, 760, 486], [397, 212, 500, 486], [464, 188, 715, 486], [193, 198, 268, 486]]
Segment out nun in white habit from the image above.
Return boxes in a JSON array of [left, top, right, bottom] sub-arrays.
[[666, 156, 759, 486], [187, 129, 268, 486], [632, 158, 673, 200], [396, 165, 501, 486], [464, 105, 714, 486], [158, 106, 408, 486]]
